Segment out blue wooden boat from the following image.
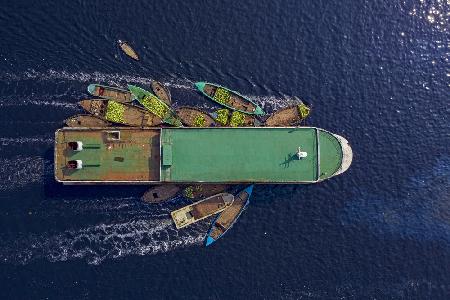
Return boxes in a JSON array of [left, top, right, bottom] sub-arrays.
[[205, 185, 253, 246]]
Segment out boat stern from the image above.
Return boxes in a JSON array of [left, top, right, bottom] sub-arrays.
[[195, 82, 206, 92], [87, 84, 96, 95], [254, 105, 265, 116], [205, 236, 215, 246], [78, 100, 92, 111]]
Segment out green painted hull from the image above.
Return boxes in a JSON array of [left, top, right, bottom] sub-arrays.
[[127, 84, 182, 127], [195, 82, 265, 116]]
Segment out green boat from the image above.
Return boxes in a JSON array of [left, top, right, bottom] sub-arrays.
[[195, 82, 265, 116], [128, 84, 182, 127], [54, 127, 352, 184]]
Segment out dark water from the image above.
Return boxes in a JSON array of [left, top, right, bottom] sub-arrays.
[[0, 0, 449, 298]]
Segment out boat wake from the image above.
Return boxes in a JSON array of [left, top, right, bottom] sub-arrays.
[[0, 70, 305, 112], [0, 212, 207, 265]]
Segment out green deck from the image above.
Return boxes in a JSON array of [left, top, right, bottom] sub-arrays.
[[160, 128, 342, 183], [55, 127, 344, 184]]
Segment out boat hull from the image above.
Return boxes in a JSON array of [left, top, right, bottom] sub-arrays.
[[141, 184, 182, 203], [54, 127, 351, 184], [171, 193, 234, 229], [151, 81, 171, 105], [78, 99, 162, 126], [128, 85, 182, 127], [119, 41, 139, 60], [265, 104, 310, 126], [205, 185, 253, 246], [65, 114, 111, 127], [87, 84, 134, 103], [175, 107, 216, 127], [195, 82, 265, 116]]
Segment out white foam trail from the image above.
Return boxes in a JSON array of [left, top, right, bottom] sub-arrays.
[[0, 96, 79, 109], [2, 217, 206, 265], [0, 136, 53, 146]]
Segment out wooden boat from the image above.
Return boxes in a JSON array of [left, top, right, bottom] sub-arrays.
[[183, 184, 231, 199], [78, 99, 162, 126], [195, 82, 265, 116], [118, 40, 139, 61], [141, 184, 183, 203], [128, 85, 182, 127], [87, 84, 134, 103], [265, 103, 311, 126], [65, 114, 111, 127], [210, 109, 260, 127], [171, 193, 234, 229], [151, 81, 171, 105], [205, 185, 253, 246], [175, 107, 216, 127]]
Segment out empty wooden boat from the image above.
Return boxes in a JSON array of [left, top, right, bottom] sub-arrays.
[[118, 40, 139, 60], [78, 99, 162, 126], [205, 185, 253, 246], [151, 81, 172, 105], [195, 82, 265, 116], [64, 114, 112, 127], [265, 103, 311, 126], [171, 193, 234, 229], [142, 185, 183, 203], [175, 107, 216, 127], [87, 84, 134, 103]]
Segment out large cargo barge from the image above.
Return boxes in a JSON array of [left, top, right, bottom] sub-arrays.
[[54, 127, 352, 184]]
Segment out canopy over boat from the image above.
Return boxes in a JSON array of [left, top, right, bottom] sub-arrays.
[[195, 82, 265, 116]]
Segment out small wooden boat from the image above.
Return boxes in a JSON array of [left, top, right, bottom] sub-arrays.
[[118, 40, 139, 61], [64, 114, 112, 127], [128, 85, 183, 127], [78, 99, 162, 127], [183, 184, 231, 199], [265, 103, 311, 126], [151, 81, 171, 105], [171, 193, 234, 229], [195, 82, 265, 116], [205, 185, 253, 246], [210, 109, 260, 127], [175, 107, 216, 127], [87, 84, 134, 103], [141, 185, 183, 203]]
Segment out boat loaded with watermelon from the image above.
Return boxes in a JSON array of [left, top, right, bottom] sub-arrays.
[[57, 80, 352, 246]]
